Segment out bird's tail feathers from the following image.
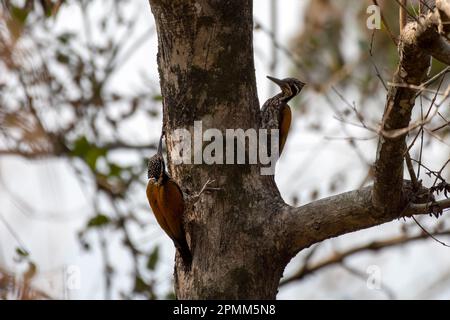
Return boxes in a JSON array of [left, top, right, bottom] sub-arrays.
[[175, 238, 192, 267]]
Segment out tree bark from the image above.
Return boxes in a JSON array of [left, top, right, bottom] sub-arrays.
[[148, 0, 450, 299], [149, 0, 285, 299]]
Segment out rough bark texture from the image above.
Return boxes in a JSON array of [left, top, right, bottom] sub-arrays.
[[148, 0, 450, 299], [149, 0, 285, 299], [372, 19, 432, 213], [372, 5, 450, 213]]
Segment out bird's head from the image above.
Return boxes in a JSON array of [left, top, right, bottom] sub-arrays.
[[267, 76, 305, 102], [147, 154, 165, 181], [147, 132, 165, 181]]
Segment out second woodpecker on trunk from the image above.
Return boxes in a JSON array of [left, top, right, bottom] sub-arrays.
[[260, 76, 305, 156]]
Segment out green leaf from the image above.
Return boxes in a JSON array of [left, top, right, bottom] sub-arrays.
[[43, 2, 53, 17], [71, 136, 90, 157], [84, 148, 106, 171], [70, 136, 107, 171], [133, 276, 148, 293], [57, 32, 76, 44], [56, 52, 70, 64], [10, 6, 29, 24], [152, 95, 163, 101], [87, 214, 110, 228], [108, 163, 122, 177], [16, 247, 29, 257], [146, 246, 159, 271], [165, 292, 176, 300]]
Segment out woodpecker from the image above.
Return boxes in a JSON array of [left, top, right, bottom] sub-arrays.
[[261, 76, 305, 155], [146, 132, 192, 265]]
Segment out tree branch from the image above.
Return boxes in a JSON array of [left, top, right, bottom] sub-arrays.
[[280, 181, 450, 254], [0, 142, 156, 159], [399, 0, 407, 33], [280, 229, 450, 287], [0, 267, 51, 299], [372, 19, 431, 213], [370, 1, 450, 214], [0, 149, 60, 159]]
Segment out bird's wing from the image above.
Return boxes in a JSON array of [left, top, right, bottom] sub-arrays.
[[279, 104, 292, 154], [146, 182, 175, 241], [158, 178, 185, 243]]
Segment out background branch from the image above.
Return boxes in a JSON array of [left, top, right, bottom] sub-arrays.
[[281, 230, 450, 287], [281, 181, 449, 254]]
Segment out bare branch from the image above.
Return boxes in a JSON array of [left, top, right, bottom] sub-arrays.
[[372, 2, 450, 213], [400, 0, 408, 33], [0, 267, 51, 300], [405, 151, 420, 190], [373, 0, 398, 45], [280, 229, 450, 287], [279, 181, 450, 254]]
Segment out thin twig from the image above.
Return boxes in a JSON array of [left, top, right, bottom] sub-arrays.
[[372, 0, 399, 45], [280, 230, 450, 286], [405, 151, 420, 191], [411, 216, 450, 247], [400, 0, 408, 33]]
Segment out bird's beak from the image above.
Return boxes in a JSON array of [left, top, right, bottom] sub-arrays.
[[266, 75, 285, 87]]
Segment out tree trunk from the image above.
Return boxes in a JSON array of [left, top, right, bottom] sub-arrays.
[[148, 0, 450, 299], [149, 0, 290, 299]]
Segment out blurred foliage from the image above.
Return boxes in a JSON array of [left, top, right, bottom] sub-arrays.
[[291, 0, 399, 92], [0, 0, 172, 299], [291, 1, 447, 94]]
